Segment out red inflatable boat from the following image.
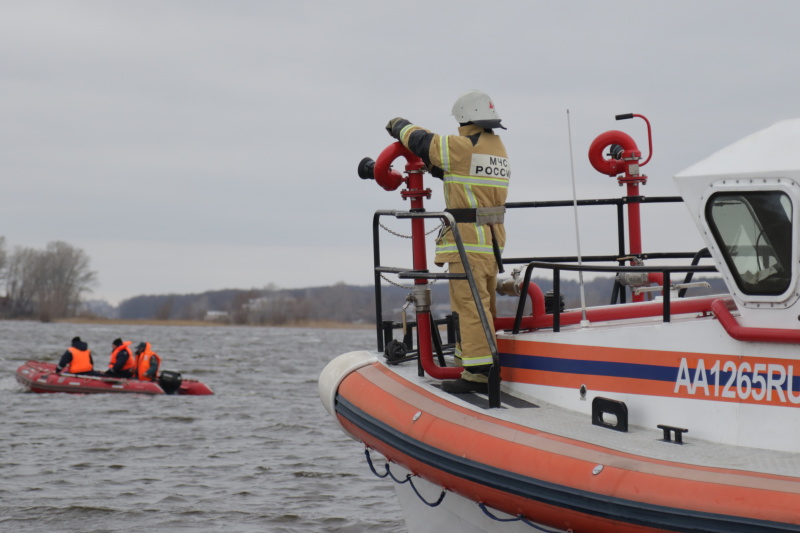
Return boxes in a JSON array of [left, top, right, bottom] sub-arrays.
[[16, 360, 214, 395]]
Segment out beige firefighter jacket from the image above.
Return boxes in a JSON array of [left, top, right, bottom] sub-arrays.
[[393, 121, 510, 265]]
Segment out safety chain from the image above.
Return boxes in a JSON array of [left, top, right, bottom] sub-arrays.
[[378, 220, 443, 289], [379, 221, 442, 239], [364, 448, 564, 532], [379, 273, 413, 290]]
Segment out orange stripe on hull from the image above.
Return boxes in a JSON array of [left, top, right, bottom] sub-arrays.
[[336, 363, 800, 529], [339, 418, 662, 533], [499, 339, 710, 365]]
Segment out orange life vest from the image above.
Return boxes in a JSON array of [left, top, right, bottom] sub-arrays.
[[108, 341, 136, 373], [136, 343, 162, 381], [67, 347, 93, 373]]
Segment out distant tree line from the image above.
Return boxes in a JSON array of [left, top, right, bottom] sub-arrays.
[[0, 233, 729, 325], [0, 238, 97, 321], [115, 276, 728, 325], [117, 283, 406, 324]]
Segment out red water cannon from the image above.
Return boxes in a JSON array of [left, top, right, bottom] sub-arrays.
[[358, 142, 429, 195], [357, 141, 461, 380], [589, 113, 654, 302], [588, 113, 652, 186]]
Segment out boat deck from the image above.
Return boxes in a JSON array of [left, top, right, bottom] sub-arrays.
[[383, 354, 800, 479]]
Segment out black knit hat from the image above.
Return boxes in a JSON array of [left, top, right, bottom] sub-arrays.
[[72, 336, 82, 345], [112, 338, 123, 347]]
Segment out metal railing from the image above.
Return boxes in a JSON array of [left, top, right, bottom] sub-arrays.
[[371, 195, 719, 409], [510, 261, 718, 334], [373, 209, 502, 407]]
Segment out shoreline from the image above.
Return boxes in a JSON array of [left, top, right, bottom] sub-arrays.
[[54, 317, 373, 330]]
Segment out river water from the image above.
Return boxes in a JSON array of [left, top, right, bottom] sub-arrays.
[[0, 320, 406, 532]]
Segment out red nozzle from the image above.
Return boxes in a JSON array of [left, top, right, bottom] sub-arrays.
[[372, 142, 423, 191], [588, 130, 641, 177]]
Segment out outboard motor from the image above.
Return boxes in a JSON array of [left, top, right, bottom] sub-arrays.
[[158, 370, 183, 395]]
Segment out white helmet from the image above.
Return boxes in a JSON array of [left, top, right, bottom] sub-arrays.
[[451, 90, 505, 129]]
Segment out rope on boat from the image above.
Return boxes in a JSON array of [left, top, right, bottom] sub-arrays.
[[479, 503, 564, 533], [364, 447, 390, 479], [365, 448, 564, 531], [364, 448, 445, 507]]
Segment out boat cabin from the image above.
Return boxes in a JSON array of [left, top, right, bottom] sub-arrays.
[[676, 119, 800, 328]]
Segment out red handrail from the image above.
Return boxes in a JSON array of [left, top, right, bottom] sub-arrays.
[[495, 296, 717, 332], [711, 299, 800, 344]]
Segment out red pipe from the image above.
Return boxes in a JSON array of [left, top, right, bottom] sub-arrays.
[[416, 311, 462, 379], [627, 182, 642, 255], [492, 281, 798, 348], [527, 281, 546, 316], [493, 281, 546, 333], [380, 142, 461, 379], [711, 299, 800, 344], [627, 181, 645, 303], [495, 297, 717, 332]]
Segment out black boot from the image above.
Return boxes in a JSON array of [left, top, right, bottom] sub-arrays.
[[441, 379, 488, 394]]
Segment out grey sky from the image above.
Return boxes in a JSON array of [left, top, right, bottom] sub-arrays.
[[1, 1, 799, 304]]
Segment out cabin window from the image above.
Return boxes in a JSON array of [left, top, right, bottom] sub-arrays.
[[706, 192, 793, 295]]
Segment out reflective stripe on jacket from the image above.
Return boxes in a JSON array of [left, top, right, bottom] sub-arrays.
[[395, 122, 509, 264], [67, 347, 93, 373]]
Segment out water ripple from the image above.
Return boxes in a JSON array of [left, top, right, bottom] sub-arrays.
[[1, 322, 399, 532]]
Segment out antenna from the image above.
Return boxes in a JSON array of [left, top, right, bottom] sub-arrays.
[[567, 110, 589, 327]]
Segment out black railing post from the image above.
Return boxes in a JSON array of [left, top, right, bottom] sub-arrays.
[[553, 269, 561, 333], [373, 212, 387, 352], [616, 202, 628, 304], [513, 263, 536, 335]]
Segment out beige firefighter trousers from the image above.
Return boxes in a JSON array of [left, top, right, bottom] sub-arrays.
[[448, 255, 498, 383]]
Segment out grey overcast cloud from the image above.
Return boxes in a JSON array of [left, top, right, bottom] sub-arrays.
[[1, 1, 799, 304]]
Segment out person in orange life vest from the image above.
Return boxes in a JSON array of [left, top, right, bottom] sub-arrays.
[[135, 342, 162, 381], [55, 336, 100, 375], [105, 338, 136, 378], [386, 90, 510, 394]]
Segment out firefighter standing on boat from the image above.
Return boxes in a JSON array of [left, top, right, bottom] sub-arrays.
[[386, 90, 509, 393]]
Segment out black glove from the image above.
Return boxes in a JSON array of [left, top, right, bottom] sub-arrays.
[[385, 117, 405, 138]]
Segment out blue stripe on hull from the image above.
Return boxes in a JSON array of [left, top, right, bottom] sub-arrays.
[[500, 353, 800, 394], [500, 353, 677, 382]]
